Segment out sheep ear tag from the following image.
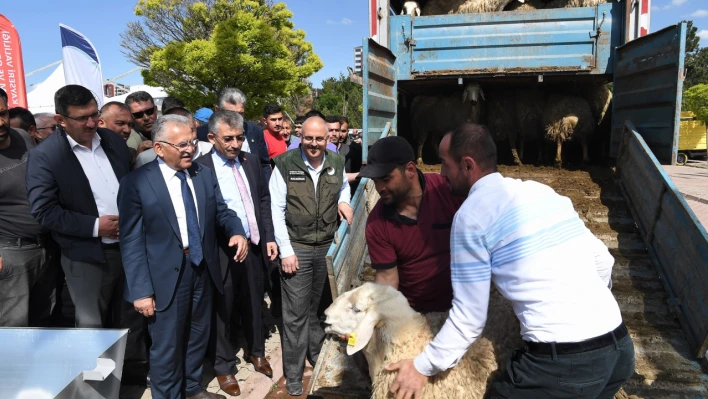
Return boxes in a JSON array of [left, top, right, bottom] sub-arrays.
[[346, 312, 377, 356]]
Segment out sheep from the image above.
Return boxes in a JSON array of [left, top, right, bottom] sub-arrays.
[[542, 93, 595, 166], [323, 283, 521, 398], [485, 89, 519, 164], [409, 83, 484, 165], [401, 1, 421, 16], [513, 89, 546, 164], [582, 83, 613, 127]]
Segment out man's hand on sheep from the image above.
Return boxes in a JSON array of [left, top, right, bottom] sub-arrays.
[[281, 254, 299, 274], [385, 359, 427, 399], [338, 203, 354, 225]]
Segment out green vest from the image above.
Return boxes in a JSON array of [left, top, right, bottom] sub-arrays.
[[274, 149, 345, 247]]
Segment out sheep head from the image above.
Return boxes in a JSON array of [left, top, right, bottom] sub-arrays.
[[462, 83, 486, 104], [562, 115, 579, 136], [401, 1, 421, 16], [324, 283, 410, 356]]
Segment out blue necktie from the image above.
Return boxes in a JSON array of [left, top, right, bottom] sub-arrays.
[[175, 171, 203, 266]]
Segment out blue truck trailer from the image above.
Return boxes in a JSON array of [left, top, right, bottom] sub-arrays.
[[309, 1, 708, 397]]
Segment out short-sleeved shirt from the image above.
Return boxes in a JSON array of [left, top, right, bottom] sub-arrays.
[[365, 171, 464, 312]]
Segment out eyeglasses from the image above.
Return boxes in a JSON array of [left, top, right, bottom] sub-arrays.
[[302, 136, 326, 144], [37, 124, 57, 131], [64, 112, 101, 123], [158, 139, 199, 151], [217, 135, 246, 143], [131, 106, 157, 119]]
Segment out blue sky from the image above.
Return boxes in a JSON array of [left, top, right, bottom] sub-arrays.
[[1, 0, 706, 90]]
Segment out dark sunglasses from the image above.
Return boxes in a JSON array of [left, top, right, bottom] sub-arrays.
[[131, 106, 157, 119]]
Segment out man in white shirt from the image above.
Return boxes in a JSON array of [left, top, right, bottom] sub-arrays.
[[269, 115, 354, 396], [387, 123, 635, 399], [25, 85, 150, 385]]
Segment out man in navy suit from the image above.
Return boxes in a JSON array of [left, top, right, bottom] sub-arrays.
[[118, 114, 248, 399], [195, 110, 278, 395]]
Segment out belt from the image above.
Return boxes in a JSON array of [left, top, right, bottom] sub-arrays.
[[0, 235, 48, 247], [525, 323, 628, 356], [101, 242, 121, 250]]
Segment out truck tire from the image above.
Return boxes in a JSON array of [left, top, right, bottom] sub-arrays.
[[677, 153, 688, 165]]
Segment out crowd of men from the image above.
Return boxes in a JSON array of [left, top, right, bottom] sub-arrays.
[[1, 81, 634, 399], [0, 85, 361, 399]]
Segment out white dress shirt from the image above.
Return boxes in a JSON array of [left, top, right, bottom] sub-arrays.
[[414, 172, 622, 376], [269, 149, 351, 258], [66, 133, 120, 244], [211, 150, 253, 239], [157, 158, 200, 248]]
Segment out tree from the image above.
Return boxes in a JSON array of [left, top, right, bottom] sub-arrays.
[[313, 74, 363, 128], [684, 84, 708, 124], [121, 0, 323, 119], [684, 21, 708, 89]]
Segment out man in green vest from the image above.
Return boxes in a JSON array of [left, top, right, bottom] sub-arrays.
[[269, 115, 353, 396]]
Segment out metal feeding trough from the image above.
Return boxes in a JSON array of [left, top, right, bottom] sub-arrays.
[[0, 328, 128, 399]]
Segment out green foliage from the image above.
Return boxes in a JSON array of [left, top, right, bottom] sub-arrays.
[[684, 84, 708, 124], [684, 21, 708, 90], [312, 74, 363, 128], [122, 0, 323, 120]]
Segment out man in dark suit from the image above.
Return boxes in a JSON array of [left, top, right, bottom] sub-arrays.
[[118, 114, 248, 399], [195, 110, 278, 396], [25, 85, 149, 385], [196, 88, 271, 181]]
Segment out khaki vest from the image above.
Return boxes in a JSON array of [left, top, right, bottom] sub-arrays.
[[274, 149, 345, 246]]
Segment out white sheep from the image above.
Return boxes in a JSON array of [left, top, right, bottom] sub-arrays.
[[323, 283, 521, 398], [409, 83, 484, 165], [583, 83, 613, 127], [542, 93, 595, 165], [401, 1, 422, 16]]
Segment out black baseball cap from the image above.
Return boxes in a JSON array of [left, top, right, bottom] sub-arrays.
[[358, 136, 416, 179]]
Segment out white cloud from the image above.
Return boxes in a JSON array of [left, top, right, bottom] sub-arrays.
[[652, 5, 660, 11], [672, 0, 687, 6], [698, 30, 708, 40], [663, 4, 672, 10], [327, 18, 354, 25], [691, 9, 708, 17]]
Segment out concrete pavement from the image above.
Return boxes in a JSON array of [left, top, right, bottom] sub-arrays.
[[663, 160, 708, 229]]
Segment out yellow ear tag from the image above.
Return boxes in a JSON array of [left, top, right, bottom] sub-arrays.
[[347, 333, 357, 347]]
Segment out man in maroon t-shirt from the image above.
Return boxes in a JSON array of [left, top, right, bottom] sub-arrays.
[[359, 136, 464, 312]]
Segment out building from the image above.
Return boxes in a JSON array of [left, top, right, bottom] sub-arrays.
[[354, 46, 363, 75]]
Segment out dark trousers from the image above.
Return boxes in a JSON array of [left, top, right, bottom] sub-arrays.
[[148, 261, 212, 399], [214, 243, 265, 376], [61, 248, 148, 383], [492, 331, 635, 399], [280, 243, 330, 387], [0, 238, 57, 327]]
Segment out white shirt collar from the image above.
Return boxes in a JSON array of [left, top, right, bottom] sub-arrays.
[[468, 172, 503, 197], [157, 157, 187, 181], [212, 149, 241, 168], [66, 131, 100, 151]]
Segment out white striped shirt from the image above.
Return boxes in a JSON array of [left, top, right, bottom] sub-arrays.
[[413, 172, 622, 376]]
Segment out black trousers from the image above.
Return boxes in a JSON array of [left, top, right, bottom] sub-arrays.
[[214, 243, 265, 376], [491, 331, 635, 399]]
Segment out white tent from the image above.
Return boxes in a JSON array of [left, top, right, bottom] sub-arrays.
[[27, 64, 66, 114], [26, 65, 167, 114]]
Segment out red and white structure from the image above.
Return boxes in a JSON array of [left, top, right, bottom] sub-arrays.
[[628, 0, 652, 41]]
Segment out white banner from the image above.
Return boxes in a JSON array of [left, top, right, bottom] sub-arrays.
[[60, 24, 104, 107]]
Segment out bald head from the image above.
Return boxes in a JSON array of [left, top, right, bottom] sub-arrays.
[[301, 116, 328, 162], [99, 102, 133, 140]]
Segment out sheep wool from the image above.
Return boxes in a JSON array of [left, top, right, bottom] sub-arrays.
[[422, 0, 611, 15], [542, 93, 595, 164], [324, 283, 521, 399]]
